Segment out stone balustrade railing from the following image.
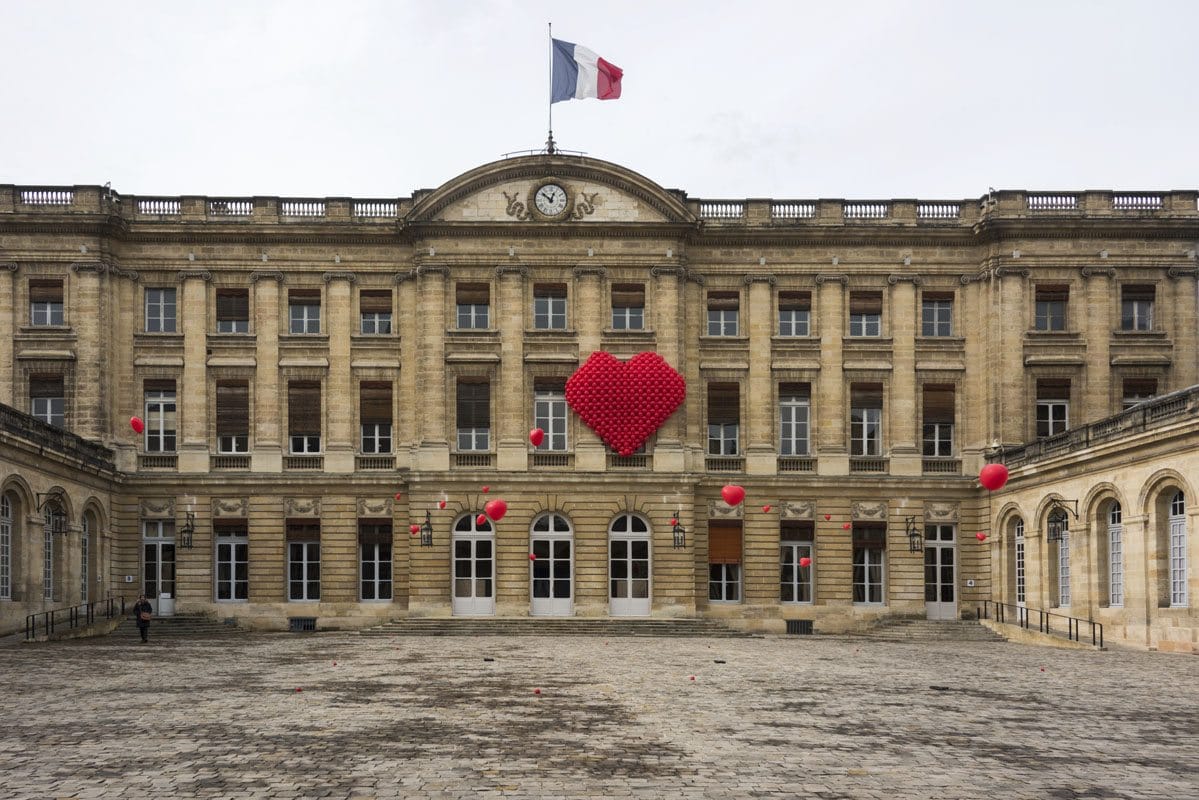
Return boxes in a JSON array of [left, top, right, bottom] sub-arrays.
[[2, 185, 1196, 225]]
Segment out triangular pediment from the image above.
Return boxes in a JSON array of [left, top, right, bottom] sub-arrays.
[[405, 155, 695, 226]]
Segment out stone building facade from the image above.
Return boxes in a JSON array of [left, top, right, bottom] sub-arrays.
[[0, 156, 1195, 643]]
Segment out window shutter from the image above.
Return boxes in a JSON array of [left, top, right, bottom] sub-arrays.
[[780, 521, 814, 541], [851, 383, 883, 409], [29, 280, 63, 303], [455, 283, 490, 305], [707, 291, 739, 310], [359, 290, 392, 313], [1035, 285, 1069, 302], [611, 283, 645, 307], [144, 378, 176, 393], [533, 376, 566, 393], [285, 522, 321, 540], [922, 384, 955, 424], [216, 382, 249, 436], [922, 291, 954, 303], [359, 382, 392, 424], [215, 290, 249, 320], [535, 283, 567, 298], [778, 291, 811, 311], [1123, 378, 1157, 398], [852, 523, 887, 547], [779, 382, 810, 402], [1121, 284, 1155, 302], [288, 382, 321, 435], [29, 376, 64, 398], [708, 383, 740, 424], [1036, 379, 1070, 401], [709, 524, 743, 564], [457, 381, 490, 428], [358, 522, 392, 544], [850, 292, 883, 314], [289, 289, 320, 303]]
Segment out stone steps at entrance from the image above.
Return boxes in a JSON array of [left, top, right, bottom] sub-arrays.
[[114, 614, 244, 639], [361, 617, 758, 638], [860, 618, 1006, 642]]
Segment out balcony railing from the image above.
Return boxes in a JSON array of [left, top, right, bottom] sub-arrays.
[[922, 457, 962, 474], [771, 201, 817, 219], [917, 202, 960, 219], [208, 199, 253, 216], [698, 201, 745, 219], [281, 199, 326, 217], [454, 453, 494, 468], [778, 456, 816, 472], [0, 403, 114, 470], [705, 456, 745, 472], [607, 453, 648, 469], [356, 455, 394, 470], [138, 454, 177, 470], [1112, 194, 1163, 211], [212, 455, 250, 470], [353, 200, 398, 218], [137, 198, 181, 215], [20, 188, 74, 206], [1027, 194, 1078, 211], [848, 457, 888, 473], [530, 452, 573, 468], [284, 455, 323, 470], [843, 202, 889, 219]]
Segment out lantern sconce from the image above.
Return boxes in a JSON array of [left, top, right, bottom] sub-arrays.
[[36, 488, 69, 535], [904, 516, 923, 553], [672, 509, 687, 549], [179, 510, 195, 549], [419, 510, 434, 548], [1045, 499, 1078, 543]]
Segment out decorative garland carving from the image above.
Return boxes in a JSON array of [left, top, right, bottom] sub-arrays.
[[851, 501, 887, 520], [924, 502, 958, 521], [284, 497, 321, 517], [708, 499, 743, 519], [571, 192, 599, 220], [779, 501, 814, 520], [501, 190, 533, 221], [212, 497, 248, 518], [140, 498, 175, 518], [357, 497, 394, 517]]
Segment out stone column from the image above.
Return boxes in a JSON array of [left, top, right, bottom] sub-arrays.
[[396, 271, 418, 470], [496, 265, 528, 471], [745, 275, 777, 475], [997, 268, 1028, 445], [70, 264, 104, 440], [816, 274, 848, 475], [323, 272, 356, 473], [682, 275, 704, 471], [178, 271, 210, 472], [1169, 267, 1199, 390], [251, 272, 283, 473], [651, 265, 686, 473], [415, 265, 450, 472], [113, 271, 138, 471], [888, 275, 919, 476], [959, 273, 987, 476], [0, 263, 15, 406], [1122, 513, 1152, 647], [1082, 267, 1114, 422], [573, 265, 606, 471]]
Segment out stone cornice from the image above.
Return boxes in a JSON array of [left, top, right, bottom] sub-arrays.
[[175, 269, 213, 282], [886, 273, 923, 286], [322, 270, 357, 283]]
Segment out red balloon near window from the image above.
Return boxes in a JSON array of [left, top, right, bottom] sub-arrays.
[[476, 513, 488, 527], [976, 532, 988, 541], [529, 428, 545, 447], [409, 524, 420, 535], [720, 485, 746, 506], [130, 416, 145, 434], [484, 499, 508, 522], [799, 556, 812, 568], [979, 463, 1010, 491], [842, 522, 851, 530]]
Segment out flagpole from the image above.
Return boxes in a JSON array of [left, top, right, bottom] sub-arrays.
[[546, 22, 555, 154]]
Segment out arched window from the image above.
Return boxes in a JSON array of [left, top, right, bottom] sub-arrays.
[[80, 513, 90, 603], [0, 494, 12, 600], [42, 505, 58, 601], [1014, 518, 1025, 606], [1169, 492, 1187, 607], [1049, 509, 1070, 608], [1108, 502, 1123, 607]]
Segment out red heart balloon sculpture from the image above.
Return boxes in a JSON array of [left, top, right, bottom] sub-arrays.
[[565, 352, 686, 457], [394, 492, 403, 501], [484, 499, 508, 522], [409, 524, 420, 535], [721, 485, 746, 506], [438, 500, 447, 510]]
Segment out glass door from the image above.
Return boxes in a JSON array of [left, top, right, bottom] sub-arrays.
[[924, 524, 956, 620], [142, 520, 176, 616], [531, 514, 573, 616], [609, 513, 651, 616], [452, 514, 495, 616]]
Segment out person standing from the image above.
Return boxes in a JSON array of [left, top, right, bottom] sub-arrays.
[[132, 594, 153, 643]]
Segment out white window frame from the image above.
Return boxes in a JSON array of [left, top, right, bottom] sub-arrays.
[[457, 303, 489, 330], [708, 563, 741, 602], [707, 422, 739, 456], [31, 396, 64, 428], [360, 422, 392, 454], [852, 546, 885, 604], [80, 515, 89, 603], [144, 288, 177, 333], [1036, 400, 1068, 438], [215, 533, 249, 602], [850, 407, 882, 456], [1108, 503, 1123, 608], [288, 303, 321, 334], [1057, 524, 1071, 608], [779, 542, 813, 603], [533, 390, 568, 451], [43, 508, 55, 600], [360, 311, 392, 335], [1121, 298, 1153, 331], [848, 312, 881, 337], [778, 308, 810, 337], [533, 294, 566, 330], [611, 305, 644, 330], [706, 308, 739, 337], [31, 300, 64, 327], [289, 435, 321, 455], [779, 395, 810, 456], [921, 300, 953, 337], [216, 318, 249, 334], [922, 422, 954, 457], [144, 389, 177, 453], [457, 427, 490, 451], [0, 495, 11, 600], [1170, 492, 1187, 607], [217, 434, 249, 454], [359, 530, 393, 602], [1034, 299, 1066, 331], [287, 540, 321, 601], [1015, 519, 1025, 606]]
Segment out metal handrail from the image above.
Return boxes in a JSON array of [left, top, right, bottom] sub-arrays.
[[25, 596, 126, 641], [977, 599, 1103, 648]]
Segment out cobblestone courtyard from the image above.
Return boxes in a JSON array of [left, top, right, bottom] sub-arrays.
[[1, 630, 1196, 799]]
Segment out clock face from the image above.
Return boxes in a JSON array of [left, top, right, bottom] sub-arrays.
[[534, 183, 568, 217]]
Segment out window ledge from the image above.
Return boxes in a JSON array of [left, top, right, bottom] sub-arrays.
[[19, 325, 73, 334], [602, 328, 656, 336], [845, 335, 893, 343], [915, 336, 966, 345], [351, 333, 401, 341], [771, 334, 820, 343], [1111, 329, 1169, 339], [280, 334, 330, 342], [446, 328, 499, 336], [700, 335, 749, 343], [208, 332, 255, 341], [1025, 330, 1082, 339], [134, 332, 183, 341], [525, 328, 576, 336]]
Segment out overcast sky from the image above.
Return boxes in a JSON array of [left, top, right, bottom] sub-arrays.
[[3, 1, 1197, 200]]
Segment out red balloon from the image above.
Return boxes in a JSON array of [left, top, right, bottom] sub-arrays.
[[409, 524, 420, 535], [689, 675, 696, 681], [529, 428, 545, 447], [394, 492, 403, 501], [799, 556, 812, 568], [721, 485, 746, 506], [476, 513, 488, 527], [533, 688, 541, 695], [130, 416, 145, 434], [529, 553, 537, 561], [842, 522, 851, 530], [669, 518, 678, 527], [484, 499, 508, 521], [761, 505, 772, 514], [824, 514, 831, 521], [481, 486, 490, 494], [295, 687, 303, 693], [979, 463, 1010, 491], [976, 532, 988, 541], [438, 500, 447, 510]]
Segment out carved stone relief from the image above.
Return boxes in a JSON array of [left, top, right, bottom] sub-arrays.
[[851, 501, 888, 520], [139, 498, 175, 518], [212, 497, 249, 518], [357, 497, 394, 518], [284, 498, 321, 517], [779, 501, 814, 520], [708, 500, 743, 520], [924, 502, 958, 522]]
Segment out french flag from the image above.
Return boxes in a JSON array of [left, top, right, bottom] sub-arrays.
[[551, 38, 623, 103]]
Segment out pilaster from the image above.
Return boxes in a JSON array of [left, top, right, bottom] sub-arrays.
[[573, 265, 606, 472], [0, 264, 15, 406], [251, 272, 282, 472], [496, 264, 528, 471], [651, 265, 686, 472], [815, 274, 847, 475], [887, 275, 920, 475], [70, 264, 104, 440], [178, 271, 210, 472], [416, 265, 449, 472], [998, 267, 1029, 445], [744, 275, 776, 475], [1082, 266, 1114, 421], [1168, 266, 1198, 390], [323, 272, 355, 473]]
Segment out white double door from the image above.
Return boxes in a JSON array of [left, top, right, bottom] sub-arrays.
[[609, 513, 652, 616], [924, 524, 957, 620], [530, 534, 573, 616], [452, 522, 495, 616]]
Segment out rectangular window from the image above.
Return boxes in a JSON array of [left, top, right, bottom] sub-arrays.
[[850, 383, 883, 456], [359, 522, 393, 601], [288, 289, 321, 334], [534, 379, 568, 450], [706, 291, 739, 336], [921, 384, 955, 457], [30, 376, 65, 428], [779, 521, 814, 603], [0, 496, 10, 599], [215, 289, 250, 333], [707, 383, 740, 455], [359, 382, 393, 453], [777, 291, 811, 337], [848, 292, 882, 337], [1034, 285, 1068, 331], [43, 511, 54, 600], [287, 523, 320, 601], [1122, 378, 1157, 410], [29, 280, 64, 326], [80, 516, 89, 602], [611, 283, 645, 330], [709, 523, 742, 602], [533, 283, 567, 330], [778, 383, 810, 456], [853, 525, 886, 604], [1120, 285, 1155, 331], [1036, 379, 1069, 437], [456, 283, 490, 329], [1057, 528, 1071, 607], [359, 290, 393, 335], [144, 380, 177, 452], [921, 292, 954, 337], [215, 382, 250, 453], [288, 381, 321, 454], [1169, 500, 1187, 607], [1108, 516, 1123, 608], [456, 380, 490, 451], [214, 522, 248, 601], [145, 288, 177, 333]]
